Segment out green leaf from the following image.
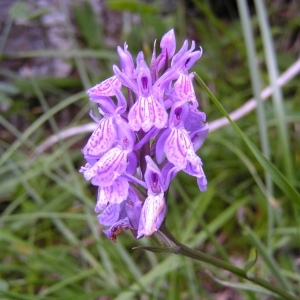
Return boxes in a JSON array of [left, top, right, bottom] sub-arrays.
[[244, 249, 258, 271], [107, 0, 158, 14]]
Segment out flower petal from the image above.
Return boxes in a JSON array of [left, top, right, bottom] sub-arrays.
[[164, 128, 199, 168], [174, 73, 198, 107], [128, 95, 168, 132], [98, 203, 121, 226], [103, 217, 132, 242], [117, 42, 134, 77], [104, 177, 129, 205], [87, 75, 122, 97], [84, 147, 128, 187], [82, 117, 117, 157], [137, 193, 166, 238], [185, 161, 207, 192]]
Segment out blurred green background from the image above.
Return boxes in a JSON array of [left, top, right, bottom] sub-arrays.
[[0, 0, 299, 299]]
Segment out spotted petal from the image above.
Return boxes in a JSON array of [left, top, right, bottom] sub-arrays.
[[128, 95, 167, 132], [83, 147, 128, 187], [95, 177, 129, 213], [83, 117, 117, 157], [137, 193, 166, 238], [164, 127, 200, 168], [174, 73, 198, 107], [87, 75, 122, 98]]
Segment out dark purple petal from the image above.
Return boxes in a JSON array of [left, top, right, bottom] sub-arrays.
[[184, 107, 207, 132], [161, 162, 179, 190], [126, 151, 137, 175]]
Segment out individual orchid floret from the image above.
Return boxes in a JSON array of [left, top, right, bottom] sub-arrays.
[[160, 29, 176, 59], [128, 60, 168, 132], [100, 188, 143, 242], [82, 114, 117, 157], [95, 177, 129, 212], [156, 102, 200, 169], [174, 72, 198, 107], [171, 41, 203, 73], [103, 217, 133, 243], [137, 156, 166, 237], [117, 42, 135, 78], [156, 28, 176, 71], [80, 146, 129, 187]]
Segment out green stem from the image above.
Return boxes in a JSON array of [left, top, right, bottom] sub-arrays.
[[159, 224, 297, 300]]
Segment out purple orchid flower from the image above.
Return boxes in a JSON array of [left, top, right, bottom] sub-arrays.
[[80, 29, 209, 242]]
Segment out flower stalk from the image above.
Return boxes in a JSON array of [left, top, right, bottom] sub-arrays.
[[151, 223, 297, 300]]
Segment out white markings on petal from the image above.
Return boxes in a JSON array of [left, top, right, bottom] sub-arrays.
[[87, 76, 122, 97], [84, 147, 128, 187], [137, 193, 165, 237], [174, 73, 198, 107], [103, 177, 129, 204], [164, 128, 199, 168], [128, 95, 167, 132], [83, 117, 117, 157]]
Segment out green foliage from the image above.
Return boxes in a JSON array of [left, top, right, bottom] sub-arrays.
[[1, 0, 299, 299]]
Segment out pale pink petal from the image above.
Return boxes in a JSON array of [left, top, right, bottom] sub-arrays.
[[87, 75, 122, 97], [83, 117, 117, 157], [174, 73, 198, 107], [128, 95, 167, 132], [84, 147, 128, 187], [137, 193, 165, 237]]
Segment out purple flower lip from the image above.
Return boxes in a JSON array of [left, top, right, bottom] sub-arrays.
[[80, 29, 208, 242]]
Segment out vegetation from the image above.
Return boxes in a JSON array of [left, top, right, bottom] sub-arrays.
[[1, 0, 299, 299]]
